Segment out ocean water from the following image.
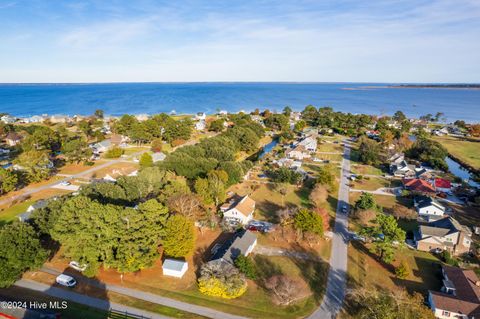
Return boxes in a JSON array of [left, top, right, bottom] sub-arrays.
[[0, 83, 479, 122]]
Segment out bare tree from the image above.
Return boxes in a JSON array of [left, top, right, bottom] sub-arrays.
[[167, 193, 203, 220], [391, 204, 417, 220], [354, 209, 377, 225], [309, 184, 328, 207], [265, 275, 306, 305]]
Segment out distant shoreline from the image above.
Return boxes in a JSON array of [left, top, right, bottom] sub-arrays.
[[388, 84, 480, 90]]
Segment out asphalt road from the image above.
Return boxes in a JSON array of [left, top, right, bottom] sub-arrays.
[[308, 141, 351, 319]]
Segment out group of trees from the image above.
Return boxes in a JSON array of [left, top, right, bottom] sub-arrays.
[[406, 138, 448, 171], [198, 260, 247, 299], [268, 167, 302, 184], [114, 113, 193, 145], [161, 118, 262, 183], [31, 167, 198, 277]]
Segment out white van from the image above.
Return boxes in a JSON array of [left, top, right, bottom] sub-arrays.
[[56, 274, 77, 287]]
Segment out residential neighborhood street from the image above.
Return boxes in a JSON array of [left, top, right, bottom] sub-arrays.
[[308, 142, 351, 319]]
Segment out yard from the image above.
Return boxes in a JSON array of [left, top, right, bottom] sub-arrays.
[[347, 242, 442, 295], [350, 164, 384, 176], [316, 142, 343, 153], [432, 136, 480, 170], [351, 177, 401, 191], [57, 160, 106, 175]]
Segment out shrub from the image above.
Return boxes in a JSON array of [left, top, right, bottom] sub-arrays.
[[395, 260, 410, 279], [198, 261, 247, 299], [234, 255, 257, 280], [151, 138, 163, 152], [105, 147, 123, 158], [171, 139, 186, 147]]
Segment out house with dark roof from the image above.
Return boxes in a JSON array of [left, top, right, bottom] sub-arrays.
[[428, 265, 480, 319], [414, 196, 445, 221], [416, 217, 472, 256], [403, 178, 436, 194], [210, 230, 257, 265], [390, 160, 416, 178]]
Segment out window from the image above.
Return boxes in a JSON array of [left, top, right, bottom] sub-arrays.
[[442, 310, 450, 317]]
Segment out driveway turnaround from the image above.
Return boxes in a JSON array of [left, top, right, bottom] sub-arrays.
[[308, 142, 351, 319]]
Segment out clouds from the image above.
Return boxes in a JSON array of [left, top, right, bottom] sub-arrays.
[[0, 0, 479, 82]]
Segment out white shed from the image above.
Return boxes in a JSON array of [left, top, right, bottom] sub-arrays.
[[162, 259, 188, 278]]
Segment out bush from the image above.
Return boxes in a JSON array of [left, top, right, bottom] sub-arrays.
[[151, 138, 163, 152], [395, 260, 410, 279], [234, 255, 257, 280], [440, 250, 459, 266], [198, 261, 247, 299], [171, 139, 186, 147], [105, 147, 123, 158]]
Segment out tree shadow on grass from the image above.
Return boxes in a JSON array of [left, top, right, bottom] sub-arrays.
[[392, 256, 442, 295], [256, 199, 283, 224]]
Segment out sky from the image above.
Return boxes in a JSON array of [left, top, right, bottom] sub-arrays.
[[0, 0, 479, 83]]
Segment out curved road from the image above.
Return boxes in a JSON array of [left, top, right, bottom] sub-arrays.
[[308, 141, 351, 319]]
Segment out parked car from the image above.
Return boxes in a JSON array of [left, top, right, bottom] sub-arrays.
[[60, 181, 71, 186], [350, 234, 366, 242], [69, 261, 87, 272], [56, 274, 77, 287], [342, 205, 348, 214]]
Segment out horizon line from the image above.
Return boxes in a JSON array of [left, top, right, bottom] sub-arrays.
[[0, 81, 479, 85]]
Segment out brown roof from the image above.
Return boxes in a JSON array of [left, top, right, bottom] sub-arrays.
[[5, 132, 22, 141], [430, 291, 480, 316], [430, 266, 480, 316], [110, 134, 123, 145], [233, 195, 255, 216]]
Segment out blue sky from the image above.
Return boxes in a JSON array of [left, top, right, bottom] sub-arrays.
[[1, 0, 479, 82]]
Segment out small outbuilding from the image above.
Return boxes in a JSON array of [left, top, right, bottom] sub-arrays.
[[162, 259, 188, 278]]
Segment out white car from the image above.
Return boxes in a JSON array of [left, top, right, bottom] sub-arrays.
[[56, 274, 77, 287], [69, 261, 87, 272], [60, 181, 71, 186]]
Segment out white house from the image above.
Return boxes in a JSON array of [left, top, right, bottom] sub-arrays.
[[298, 136, 317, 152], [220, 195, 255, 225], [415, 197, 445, 221], [195, 120, 206, 131], [286, 145, 311, 160], [92, 139, 112, 153], [1, 115, 16, 124], [162, 259, 188, 278]]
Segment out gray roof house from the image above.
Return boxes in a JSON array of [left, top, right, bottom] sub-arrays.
[[211, 230, 257, 264], [151, 152, 166, 163]]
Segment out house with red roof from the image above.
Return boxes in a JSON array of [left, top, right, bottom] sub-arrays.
[[435, 178, 452, 193], [403, 178, 436, 194]]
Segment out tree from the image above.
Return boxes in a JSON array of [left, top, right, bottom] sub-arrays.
[[264, 114, 289, 131], [162, 215, 195, 258], [105, 147, 124, 158], [358, 136, 381, 165], [14, 150, 53, 182], [151, 138, 163, 152], [395, 260, 410, 279], [167, 193, 203, 220], [355, 192, 378, 211], [94, 109, 104, 119], [469, 124, 480, 137], [62, 138, 92, 163], [234, 255, 257, 279], [361, 213, 406, 263], [293, 208, 324, 239], [316, 165, 335, 190], [0, 168, 17, 195], [283, 106, 292, 117], [0, 222, 48, 287], [354, 209, 377, 225], [391, 204, 416, 220], [406, 138, 448, 171], [393, 110, 407, 122], [294, 120, 306, 132], [139, 153, 153, 168], [198, 261, 247, 299], [309, 184, 328, 208], [208, 119, 225, 132], [194, 170, 227, 206], [268, 167, 302, 184], [265, 275, 305, 305], [348, 288, 434, 319]]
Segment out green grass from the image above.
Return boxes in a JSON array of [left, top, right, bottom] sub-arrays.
[[316, 142, 343, 153], [432, 136, 480, 170], [0, 200, 34, 224], [351, 164, 384, 176]]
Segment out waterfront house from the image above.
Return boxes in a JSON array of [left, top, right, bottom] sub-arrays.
[[286, 145, 311, 160], [428, 265, 480, 319], [1, 115, 16, 124], [220, 195, 255, 225], [298, 136, 318, 152], [195, 112, 206, 121], [415, 217, 472, 255], [195, 120, 206, 131]]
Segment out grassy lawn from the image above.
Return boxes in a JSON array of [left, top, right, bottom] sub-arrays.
[[316, 142, 343, 153], [57, 161, 105, 175], [433, 136, 480, 170], [349, 193, 412, 210], [122, 146, 150, 156], [352, 177, 389, 191], [351, 164, 384, 176], [312, 153, 343, 162], [347, 242, 442, 295], [0, 188, 72, 224], [86, 162, 138, 179]]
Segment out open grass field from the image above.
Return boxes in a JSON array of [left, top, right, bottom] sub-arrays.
[[351, 177, 402, 191], [316, 142, 343, 153], [122, 146, 150, 156], [433, 136, 480, 170], [57, 160, 106, 175], [347, 242, 442, 295], [351, 164, 384, 176], [0, 188, 72, 224], [349, 193, 412, 210], [313, 153, 343, 162]]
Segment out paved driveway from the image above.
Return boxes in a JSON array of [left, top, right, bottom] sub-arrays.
[[308, 141, 351, 319]]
